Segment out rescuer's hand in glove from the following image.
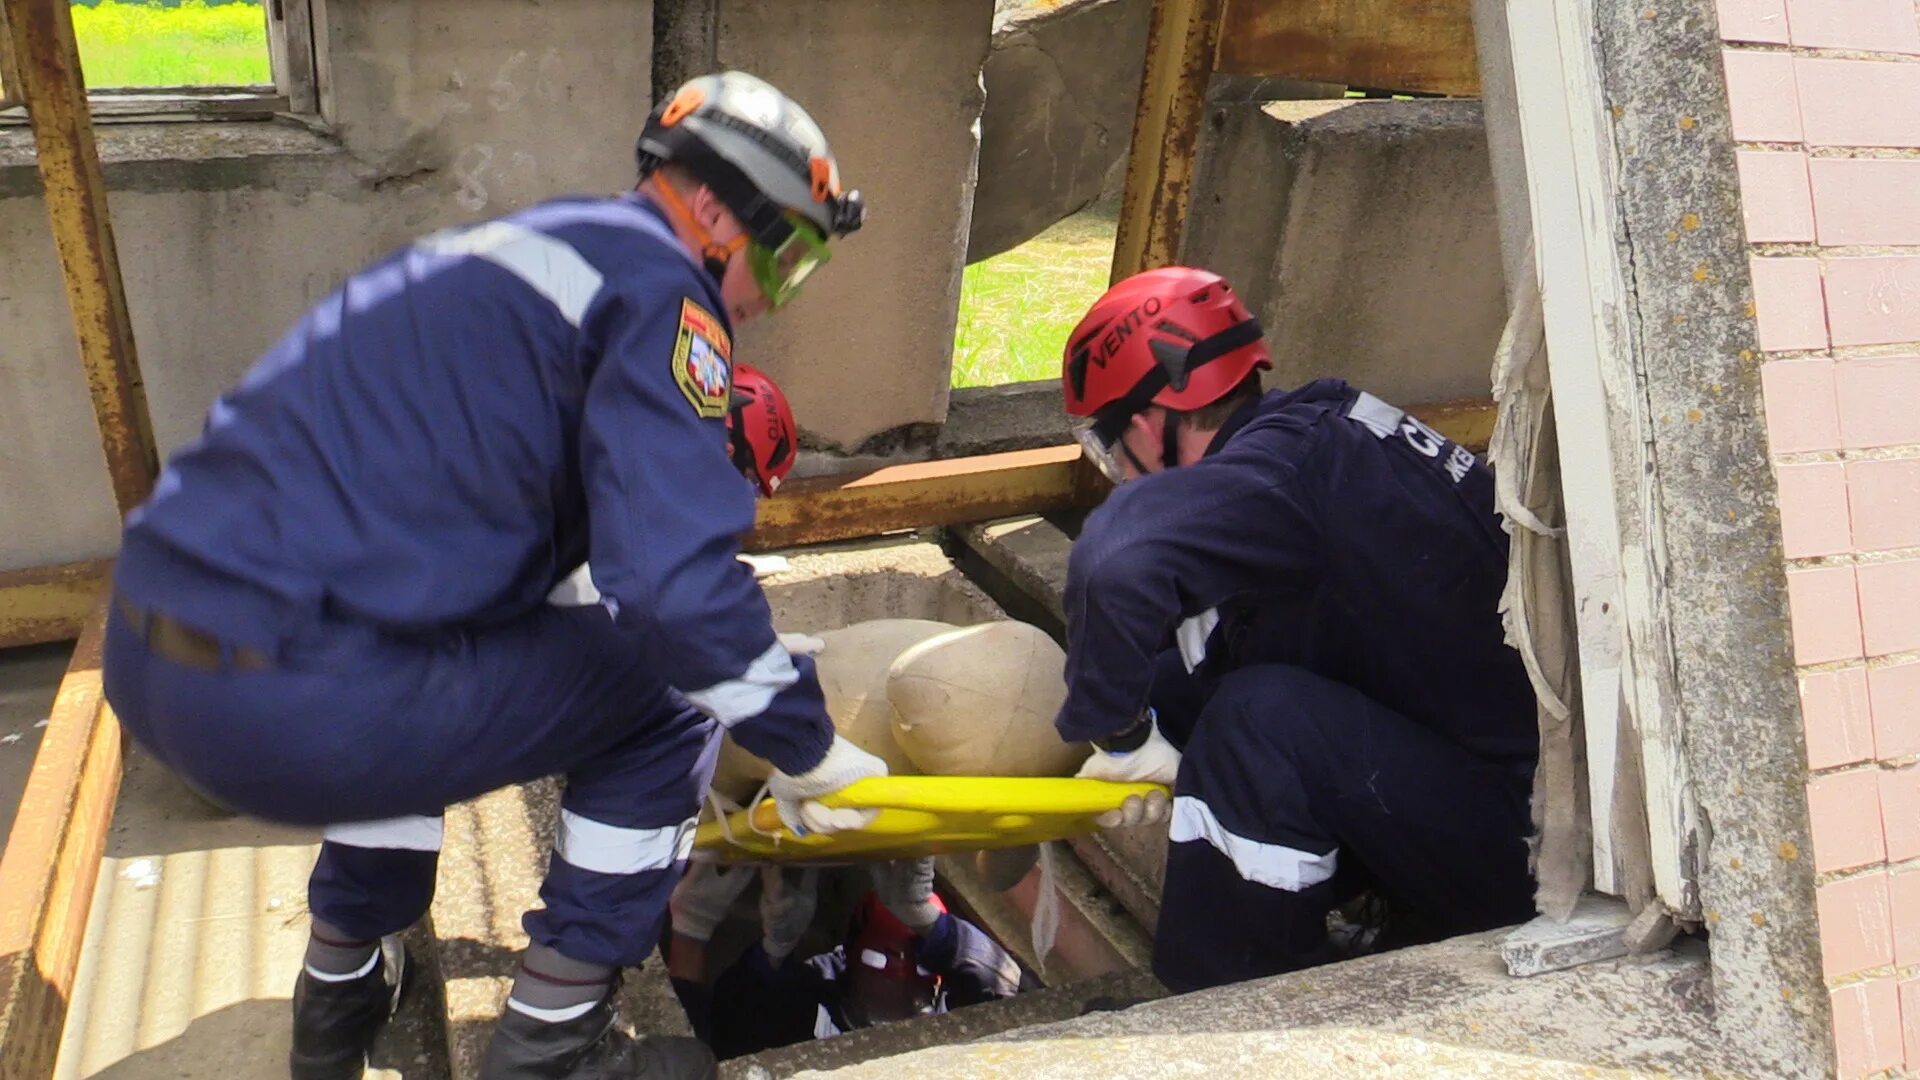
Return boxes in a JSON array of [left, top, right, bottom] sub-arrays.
[[870, 857, 942, 933], [768, 734, 887, 835], [1077, 711, 1179, 827], [668, 861, 757, 943], [759, 867, 820, 962], [776, 631, 826, 657]]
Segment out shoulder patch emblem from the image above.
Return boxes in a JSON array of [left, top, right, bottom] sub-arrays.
[[673, 298, 732, 419]]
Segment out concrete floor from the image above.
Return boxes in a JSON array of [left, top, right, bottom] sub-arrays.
[[52, 748, 448, 1080], [0, 641, 75, 845]]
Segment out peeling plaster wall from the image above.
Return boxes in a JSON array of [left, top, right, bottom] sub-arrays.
[[0, 0, 654, 569]]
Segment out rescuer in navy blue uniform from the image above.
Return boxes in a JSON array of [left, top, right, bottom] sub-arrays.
[[1059, 267, 1539, 993], [100, 72, 890, 1080]]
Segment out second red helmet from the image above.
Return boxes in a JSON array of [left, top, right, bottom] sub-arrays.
[[1061, 266, 1270, 421], [727, 362, 798, 497]]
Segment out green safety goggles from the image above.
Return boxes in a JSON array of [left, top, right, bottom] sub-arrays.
[[747, 213, 832, 309]]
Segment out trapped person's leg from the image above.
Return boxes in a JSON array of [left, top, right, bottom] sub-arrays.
[[1152, 664, 1533, 992]]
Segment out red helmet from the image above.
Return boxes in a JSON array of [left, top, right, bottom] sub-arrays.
[[1063, 266, 1268, 416], [727, 363, 797, 496], [843, 890, 943, 1024]]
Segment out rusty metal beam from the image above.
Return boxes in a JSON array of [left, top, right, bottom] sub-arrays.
[[1109, 0, 1225, 284], [745, 446, 1107, 552], [1214, 0, 1480, 96], [743, 398, 1496, 552], [4, 0, 159, 516], [0, 560, 109, 649], [0, 609, 123, 1080]]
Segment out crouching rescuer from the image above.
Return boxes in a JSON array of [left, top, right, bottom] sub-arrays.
[[100, 71, 887, 1080], [1060, 267, 1542, 992]]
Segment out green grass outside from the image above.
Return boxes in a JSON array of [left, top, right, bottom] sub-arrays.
[[71, 0, 270, 89], [950, 206, 1118, 389]]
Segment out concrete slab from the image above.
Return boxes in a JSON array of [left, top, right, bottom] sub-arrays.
[[723, 969, 1163, 1079], [799, 934, 1752, 1078], [1501, 895, 1633, 977], [1183, 99, 1507, 408], [54, 748, 449, 1080], [0, 641, 72, 843]]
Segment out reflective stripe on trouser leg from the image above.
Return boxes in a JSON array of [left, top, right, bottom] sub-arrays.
[[1168, 795, 1337, 892], [524, 695, 720, 968], [309, 814, 446, 942]]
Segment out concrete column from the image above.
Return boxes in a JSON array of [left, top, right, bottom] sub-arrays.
[[713, 0, 994, 451]]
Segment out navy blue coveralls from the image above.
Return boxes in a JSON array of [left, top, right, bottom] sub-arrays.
[[101, 195, 834, 969], [1056, 381, 1540, 992]]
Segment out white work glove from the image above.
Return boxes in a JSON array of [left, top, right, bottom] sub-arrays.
[[667, 861, 757, 943], [759, 867, 820, 962], [870, 857, 942, 933], [776, 631, 826, 657], [767, 735, 888, 835], [1076, 714, 1180, 828]]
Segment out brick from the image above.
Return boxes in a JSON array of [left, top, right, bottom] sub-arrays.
[[1751, 257, 1830, 352], [1902, 977, 1920, 1067], [1806, 666, 1877, 769], [1826, 257, 1920, 350], [1836, 356, 1920, 450], [1832, 978, 1905, 1078], [1811, 158, 1920, 247], [1717, 0, 1791, 42], [1883, 764, 1920, 861], [1778, 461, 1853, 558], [1785, 0, 1920, 54], [1789, 564, 1864, 664], [1859, 560, 1920, 657], [1762, 359, 1842, 453], [1818, 872, 1894, 978], [1809, 768, 1890, 872], [1723, 49, 1803, 143], [1871, 662, 1920, 760], [1738, 150, 1817, 243], [1797, 58, 1920, 147], [1849, 459, 1920, 552], [1891, 869, 1920, 966]]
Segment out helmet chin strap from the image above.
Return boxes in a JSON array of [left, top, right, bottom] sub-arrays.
[[1161, 410, 1184, 471], [647, 175, 746, 288]]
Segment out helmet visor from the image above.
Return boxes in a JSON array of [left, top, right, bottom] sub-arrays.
[[748, 213, 832, 309], [1071, 417, 1131, 485]]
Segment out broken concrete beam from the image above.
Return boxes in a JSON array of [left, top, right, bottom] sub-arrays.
[[1183, 99, 1507, 407], [1500, 894, 1635, 977], [968, 0, 1150, 262], [954, 516, 1072, 630]]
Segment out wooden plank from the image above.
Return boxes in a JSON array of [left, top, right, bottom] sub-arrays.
[[1215, 0, 1481, 96], [272, 0, 319, 116], [0, 609, 123, 1080], [745, 445, 1106, 552], [1503, 0, 1698, 912], [1110, 0, 1227, 283], [0, 560, 109, 650]]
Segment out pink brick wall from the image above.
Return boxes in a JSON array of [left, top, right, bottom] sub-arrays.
[[1726, 0, 1920, 1073]]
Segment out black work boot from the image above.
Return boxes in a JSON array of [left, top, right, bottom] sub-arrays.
[[480, 993, 716, 1080], [289, 937, 409, 1080]]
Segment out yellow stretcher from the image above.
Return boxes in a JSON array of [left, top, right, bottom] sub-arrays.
[[691, 775, 1171, 864]]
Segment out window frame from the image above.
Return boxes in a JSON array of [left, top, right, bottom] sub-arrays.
[[0, 0, 320, 124]]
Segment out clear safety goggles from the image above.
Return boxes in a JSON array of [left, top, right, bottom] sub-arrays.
[[1072, 416, 1135, 485], [747, 212, 832, 309]]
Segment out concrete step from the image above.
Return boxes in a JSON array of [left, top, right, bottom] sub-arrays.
[[794, 933, 1745, 1079]]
